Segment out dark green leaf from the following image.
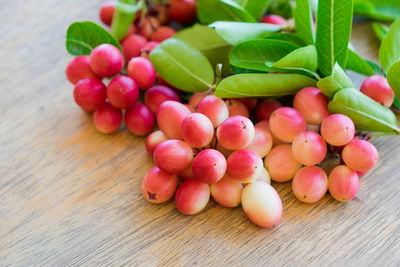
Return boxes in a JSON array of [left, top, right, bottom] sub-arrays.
[[111, 0, 140, 41], [267, 0, 293, 18], [66, 21, 122, 56], [316, 0, 353, 76], [387, 61, 400, 102], [150, 38, 214, 92], [345, 49, 375, 76], [230, 65, 265, 74], [264, 33, 307, 47], [317, 63, 354, 98], [354, 0, 400, 21], [197, 0, 256, 24], [328, 88, 400, 133], [294, 0, 315, 45], [215, 73, 317, 98], [372, 22, 389, 42], [379, 17, 400, 73], [236, 0, 272, 20], [210, 21, 283, 45], [394, 96, 400, 109]]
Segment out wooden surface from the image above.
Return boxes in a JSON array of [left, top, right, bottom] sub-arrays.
[[1, 1, 400, 266]]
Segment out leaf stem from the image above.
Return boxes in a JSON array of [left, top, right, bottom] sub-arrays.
[[214, 64, 223, 88]]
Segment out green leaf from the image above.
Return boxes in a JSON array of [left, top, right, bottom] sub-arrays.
[[328, 88, 400, 133], [229, 39, 299, 71], [111, 0, 140, 41], [354, 0, 400, 21], [65, 21, 122, 56], [372, 22, 389, 42], [379, 17, 400, 73], [264, 33, 307, 47], [150, 38, 214, 92], [215, 73, 317, 98], [197, 0, 256, 24], [294, 0, 315, 45], [317, 63, 354, 98], [366, 60, 382, 74], [267, 0, 293, 18], [271, 45, 318, 71], [394, 96, 400, 110], [210, 21, 283, 45], [316, 0, 353, 76], [236, 0, 272, 20], [387, 61, 400, 102], [175, 24, 232, 75], [345, 49, 375, 76]]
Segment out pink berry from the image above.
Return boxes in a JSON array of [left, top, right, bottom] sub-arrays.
[[256, 99, 282, 122], [73, 78, 106, 112], [138, 17, 160, 39], [181, 113, 214, 148], [269, 107, 307, 142], [225, 99, 250, 118], [127, 57, 156, 90], [292, 131, 327, 165], [144, 85, 181, 114], [264, 144, 302, 182], [106, 75, 139, 109], [125, 103, 155, 136], [178, 161, 195, 181], [175, 180, 210, 215], [122, 34, 147, 61], [156, 101, 191, 139], [153, 139, 193, 173], [188, 91, 208, 108], [140, 41, 159, 58], [142, 166, 179, 203], [328, 165, 359, 202], [261, 14, 287, 26], [66, 55, 99, 84], [237, 97, 258, 111], [184, 104, 195, 113], [321, 114, 355, 146], [151, 26, 176, 42], [168, 0, 197, 24], [216, 115, 255, 150], [226, 150, 263, 183], [342, 139, 379, 172], [210, 175, 243, 208], [256, 167, 271, 184], [360, 75, 394, 108], [242, 181, 283, 228], [145, 130, 168, 156], [255, 120, 285, 146], [244, 126, 273, 158], [293, 87, 330, 124], [197, 95, 229, 128], [99, 1, 115, 26], [192, 149, 227, 184], [292, 166, 328, 203], [89, 44, 124, 78], [216, 142, 234, 159], [93, 102, 123, 134]]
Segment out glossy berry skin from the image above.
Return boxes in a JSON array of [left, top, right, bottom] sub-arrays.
[[293, 87, 330, 124], [265, 144, 302, 182], [256, 99, 282, 122], [226, 149, 263, 183], [127, 57, 156, 90], [342, 139, 379, 172], [140, 41, 159, 58], [153, 139, 193, 173], [142, 166, 179, 203], [238, 97, 258, 111], [144, 85, 181, 114], [139, 17, 160, 40], [269, 107, 307, 143], [168, 0, 197, 24], [99, 1, 115, 26], [255, 120, 285, 146], [292, 166, 328, 203], [178, 162, 195, 181], [292, 131, 327, 165], [73, 78, 106, 113], [321, 114, 355, 146], [188, 91, 208, 108], [66, 55, 99, 84], [225, 99, 250, 118], [210, 175, 243, 208], [256, 168, 271, 184], [197, 95, 229, 128], [181, 113, 214, 148], [106, 75, 139, 109], [360, 75, 394, 108], [261, 14, 287, 26], [216, 115, 255, 150], [122, 34, 147, 62], [328, 165, 359, 202], [125, 103, 155, 136], [244, 126, 273, 158], [192, 149, 227, 184], [89, 44, 124, 78], [175, 180, 210, 215], [151, 26, 176, 42], [93, 102, 123, 134], [156, 101, 191, 139], [242, 182, 283, 228], [145, 130, 168, 156]]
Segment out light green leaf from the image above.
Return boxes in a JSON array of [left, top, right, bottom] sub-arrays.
[[345, 49, 375, 76], [236, 0, 272, 20], [197, 0, 256, 24], [387, 61, 400, 102], [317, 63, 354, 98], [354, 0, 400, 21], [372, 22, 389, 42], [215, 73, 317, 97], [294, 0, 315, 45], [210, 21, 283, 45], [264, 33, 307, 47], [175, 24, 232, 75], [316, 0, 353, 76], [379, 17, 400, 73], [267, 0, 293, 18], [271, 45, 318, 71], [150, 38, 214, 92], [111, 0, 140, 41], [328, 88, 400, 133]]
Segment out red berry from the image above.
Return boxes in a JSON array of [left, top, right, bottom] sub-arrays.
[[360, 75, 394, 108], [261, 14, 286, 26], [93, 102, 123, 134], [66, 55, 99, 84], [99, 1, 115, 26], [168, 0, 197, 24], [125, 103, 155, 136], [145, 85, 181, 114], [89, 44, 124, 78], [127, 57, 156, 90], [73, 78, 106, 112], [122, 34, 147, 62], [106, 75, 139, 109], [151, 26, 176, 42]]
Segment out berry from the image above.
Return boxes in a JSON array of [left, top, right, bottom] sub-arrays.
[[89, 44, 124, 78], [197, 95, 229, 128], [265, 144, 302, 182], [293, 87, 330, 124], [106, 75, 139, 109], [269, 107, 307, 142], [140, 41, 159, 58], [93, 102, 123, 134], [178, 162, 195, 181], [256, 167, 271, 184], [168, 0, 197, 24], [216, 115, 255, 150], [292, 166, 328, 203], [244, 126, 273, 158], [321, 114, 355, 146], [138, 17, 160, 39], [292, 131, 327, 165], [122, 34, 147, 61], [73, 78, 106, 112], [188, 91, 208, 108], [175, 180, 210, 215], [237, 97, 258, 111], [255, 120, 285, 146], [127, 57, 156, 90], [328, 165, 359, 202], [210, 175, 243, 208], [360, 75, 394, 108], [125, 103, 155, 136], [145, 130, 168, 156], [225, 99, 250, 118], [142, 166, 179, 203], [156, 101, 191, 139], [192, 149, 227, 184], [226, 150, 263, 183], [256, 99, 282, 122], [144, 85, 181, 114], [261, 14, 287, 26], [151, 26, 176, 42], [153, 139, 193, 173], [99, 1, 115, 26], [66, 55, 99, 84], [181, 113, 214, 148], [342, 139, 379, 172]]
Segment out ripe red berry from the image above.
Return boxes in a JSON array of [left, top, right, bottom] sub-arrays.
[[342, 139, 379, 172], [293, 87, 330, 124], [127, 57, 156, 90], [153, 139, 193, 173], [145, 130, 168, 156], [328, 165, 359, 202], [106, 75, 139, 109], [122, 34, 147, 62], [192, 149, 227, 184], [93, 102, 123, 134], [360, 75, 394, 108], [156, 101, 191, 139], [256, 99, 282, 122], [168, 0, 197, 24], [89, 44, 124, 78], [175, 180, 210, 215], [269, 107, 307, 142], [261, 14, 286, 26], [142, 166, 179, 203], [66, 55, 99, 84], [73, 78, 106, 112], [99, 1, 115, 26], [145, 85, 181, 114], [125, 103, 155, 136], [151, 26, 176, 42]]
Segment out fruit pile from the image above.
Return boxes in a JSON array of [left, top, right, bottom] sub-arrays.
[[65, 0, 399, 228]]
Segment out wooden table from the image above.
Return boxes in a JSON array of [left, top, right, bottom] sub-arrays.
[[1, 1, 399, 265]]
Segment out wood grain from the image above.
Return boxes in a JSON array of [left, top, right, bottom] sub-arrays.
[[1, 2, 400, 265]]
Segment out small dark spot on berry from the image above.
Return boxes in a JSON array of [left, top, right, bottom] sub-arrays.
[[147, 191, 157, 200]]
